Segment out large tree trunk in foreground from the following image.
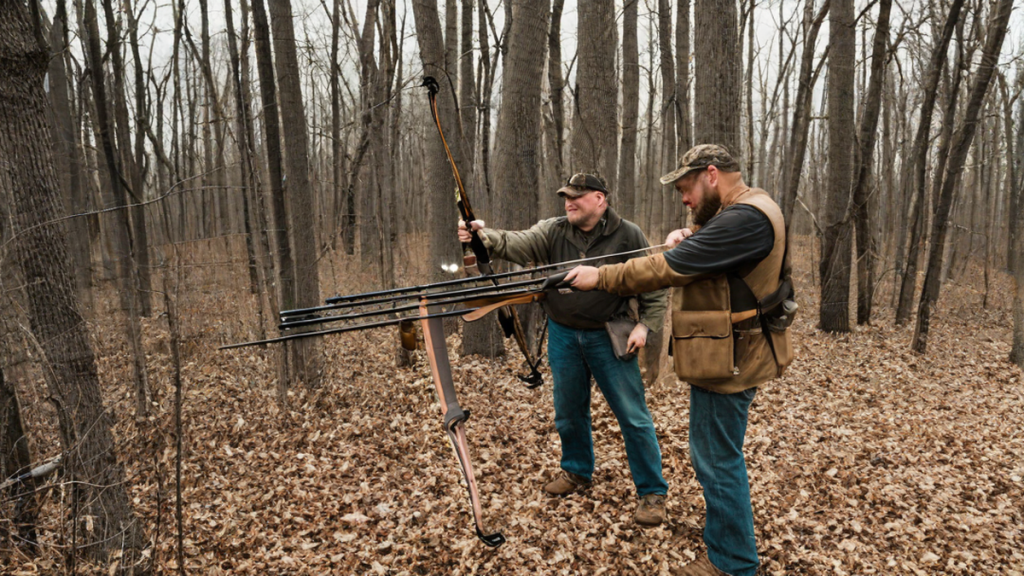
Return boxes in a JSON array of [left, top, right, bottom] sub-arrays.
[[851, 0, 892, 325], [0, 1, 147, 566], [819, 0, 855, 332], [268, 0, 324, 387], [912, 0, 1013, 354], [693, 0, 739, 152]]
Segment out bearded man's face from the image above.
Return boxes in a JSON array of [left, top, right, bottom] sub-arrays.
[[675, 171, 722, 226]]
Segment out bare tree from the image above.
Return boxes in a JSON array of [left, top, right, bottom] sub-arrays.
[[850, 0, 892, 325], [268, 0, 325, 387], [82, 0, 150, 415], [780, 0, 829, 226], [251, 0, 296, 390], [1, 0, 148, 566], [675, 0, 691, 151], [693, 0, 739, 151], [819, 0, 855, 332], [570, 0, 617, 187], [894, 0, 965, 325], [46, 0, 93, 315], [412, 0, 464, 279], [618, 0, 639, 221], [912, 0, 1013, 353]]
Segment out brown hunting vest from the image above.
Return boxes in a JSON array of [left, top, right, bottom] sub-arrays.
[[670, 186, 793, 394]]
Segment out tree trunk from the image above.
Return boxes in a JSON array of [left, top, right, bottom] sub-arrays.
[[412, 0, 464, 280], [0, 367, 38, 548], [693, 0, 739, 151], [123, 0, 153, 317], [851, 0, 892, 325], [267, 0, 324, 387], [251, 0, 295, 389], [675, 0, 691, 152], [618, 0, 639, 221], [780, 0, 829, 226], [46, 2, 93, 316], [570, 0, 617, 188], [818, 0, 855, 332], [459, 0, 503, 357], [657, 0, 678, 241], [224, 0, 267, 341], [912, 0, 1013, 354], [83, 0, 150, 415], [0, 1, 148, 566], [893, 0, 964, 325]]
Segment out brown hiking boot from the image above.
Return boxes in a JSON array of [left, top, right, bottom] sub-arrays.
[[672, 554, 733, 576], [543, 470, 591, 496], [634, 493, 667, 527]]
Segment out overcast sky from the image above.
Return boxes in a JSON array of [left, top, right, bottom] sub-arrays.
[[43, 0, 1024, 126]]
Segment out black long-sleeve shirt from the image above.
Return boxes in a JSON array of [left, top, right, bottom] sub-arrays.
[[663, 204, 775, 277]]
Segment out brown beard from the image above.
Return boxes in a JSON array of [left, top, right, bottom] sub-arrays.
[[692, 192, 722, 226]]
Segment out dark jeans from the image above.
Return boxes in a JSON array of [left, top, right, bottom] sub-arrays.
[[547, 319, 668, 497], [689, 385, 759, 576]]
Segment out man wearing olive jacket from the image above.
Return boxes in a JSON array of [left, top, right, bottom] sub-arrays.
[[458, 172, 670, 526], [565, 145, 794, 576]]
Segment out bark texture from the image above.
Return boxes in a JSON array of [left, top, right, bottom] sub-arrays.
[[570, 0, 618, 188], [0, 1, 147, 566], [268, 0, 324, 386], [819, 0, 855, 332], [851, 0, 892, 325], [693, 0, 740, 152]]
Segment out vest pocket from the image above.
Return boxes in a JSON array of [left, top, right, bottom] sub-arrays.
[[671, 310, 735, 379], [769, 330, 794, 376]]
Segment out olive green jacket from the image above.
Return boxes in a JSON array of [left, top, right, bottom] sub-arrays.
[[480, 207, 668, 331]]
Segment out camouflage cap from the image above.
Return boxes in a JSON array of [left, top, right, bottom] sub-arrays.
[[659, 144, 740, 185], [557, 172, 610, 198]]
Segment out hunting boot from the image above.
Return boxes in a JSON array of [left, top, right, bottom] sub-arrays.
[[672, 554, 733, 576], [634, 493, 667, 527], [543, 470, 591, 496]]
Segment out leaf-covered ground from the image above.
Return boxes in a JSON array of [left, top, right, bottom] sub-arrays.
[[2, 239, 1023, 575]]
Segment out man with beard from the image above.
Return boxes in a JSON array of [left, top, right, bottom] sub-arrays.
[[564, 145, 794, 576], [457, 173, 670, 527]]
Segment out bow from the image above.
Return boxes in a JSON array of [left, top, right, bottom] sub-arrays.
[[421, 75, 544, 388], [220, 249, 662, 545], [220, 274, 567, 547]]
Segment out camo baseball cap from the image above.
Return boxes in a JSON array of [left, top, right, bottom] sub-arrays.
[[659, 144, 740, 185], [557, 172, 610, 198]]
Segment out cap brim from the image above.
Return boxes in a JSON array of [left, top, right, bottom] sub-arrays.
[[557, 185, 588, 198], [659, 166, 697, 186]]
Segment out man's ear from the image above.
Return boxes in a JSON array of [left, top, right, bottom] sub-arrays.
[[706, 165, 719, 187]]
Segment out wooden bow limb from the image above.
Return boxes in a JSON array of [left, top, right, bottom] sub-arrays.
[[460, 292, 547, 322], [419, 299, 505, 547]]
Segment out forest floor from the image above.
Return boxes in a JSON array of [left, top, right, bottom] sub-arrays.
[[2, 237, 1022, 575]]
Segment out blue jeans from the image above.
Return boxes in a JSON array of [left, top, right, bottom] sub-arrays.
[[689, 385, 759, 576], [547, 319, 668, 497]]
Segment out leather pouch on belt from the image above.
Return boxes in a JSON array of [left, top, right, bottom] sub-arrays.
[[671, 310, 734, 379]]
